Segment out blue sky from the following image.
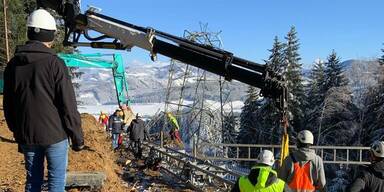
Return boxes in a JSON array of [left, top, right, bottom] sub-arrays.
[[79, 0, 384, 68]]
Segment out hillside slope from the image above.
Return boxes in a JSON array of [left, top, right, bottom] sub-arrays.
[[0, 104, 128, 191]]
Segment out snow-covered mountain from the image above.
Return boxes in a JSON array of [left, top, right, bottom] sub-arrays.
[[75, 59, 381, 106], [75, 63, 248, 105]]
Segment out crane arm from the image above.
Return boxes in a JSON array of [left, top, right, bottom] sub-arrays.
[[59, 53, 115, 68], [37, 0, 287, 110], [59, 53, 130, 106]]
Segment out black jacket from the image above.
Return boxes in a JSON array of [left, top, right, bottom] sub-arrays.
[[3, 41, 83, 146], [128, 118, 148, 142], [348, 161, 384, 192], [108, 114, 123, 134]]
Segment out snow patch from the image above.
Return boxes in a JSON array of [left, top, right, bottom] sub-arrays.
[[79, 92, 94, 98], [78, 103, 164, 117], [98, 73, 112, 81]]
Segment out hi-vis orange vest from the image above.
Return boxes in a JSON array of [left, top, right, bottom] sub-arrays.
[[288, 155, 316, 192]]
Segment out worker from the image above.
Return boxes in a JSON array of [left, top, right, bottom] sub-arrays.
[[166, 112, 183, 147], [348, 140, 384, 192], [98, 111, 109, 131], [278, 130, 326, 192], [120, 104, 134, 127], [231, 150, 285, 192], [128, 113, 149, 159], [3, 9, 84, 192], [109, 109, 124, 150]]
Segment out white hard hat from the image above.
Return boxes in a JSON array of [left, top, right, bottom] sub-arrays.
[[256, 150, 275, 166], [297, 130, 314, 144], [27, 9, 57, 31], [371, 141, 384, 158]]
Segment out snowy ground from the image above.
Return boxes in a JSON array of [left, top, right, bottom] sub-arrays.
[[78, 103, 164, 117]]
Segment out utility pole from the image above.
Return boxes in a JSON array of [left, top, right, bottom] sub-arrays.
[[3, 0, 9, 62]]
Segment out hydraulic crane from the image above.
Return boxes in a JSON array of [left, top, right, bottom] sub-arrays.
[[58, 53, 130, 106], [36, 0, 287, 111]]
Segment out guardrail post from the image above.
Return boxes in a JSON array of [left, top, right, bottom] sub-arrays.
[[360, 149, 363, 162], [347, 149, 349, 162], [334, 149, 336, 161], [193, 138, 197, 160]]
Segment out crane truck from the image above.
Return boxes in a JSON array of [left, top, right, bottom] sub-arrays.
[[36, 0, 287, 111], [58, 53, 130, 106]]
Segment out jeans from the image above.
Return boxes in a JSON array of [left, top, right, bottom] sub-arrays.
[[112, 133, 120, 149], [21, 139, 68, 192]]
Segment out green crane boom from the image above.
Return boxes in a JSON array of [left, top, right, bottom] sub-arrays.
[[58, 53, 130, 106]]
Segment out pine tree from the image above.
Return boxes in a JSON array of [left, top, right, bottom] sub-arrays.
[[324, 50, 348, 91], [380, 45, 384, 65], [328, 166, 351, 192], [360, 47, 384, 144], [222, 112, 238, 144], [284, 26, 305, 131], [222, 109, 239, 158], [304, 59, 326, 134], [361, 87, 384, 144], [256, 36, 285, 144], [308, 59, 326, 106], [318, 87, 358, 145], [321, 87, 359, 190], [0, 1, 74, 57], [0, 1, 81, 93], [237, 36, 286, 147], [0, 0, 29, 65], [237, 86, 261, 144], [266, 36, 286, 75]]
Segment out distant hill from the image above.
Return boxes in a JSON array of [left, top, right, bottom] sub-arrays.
[[76, 63, 248, 105], [75, 59, 381, 105]]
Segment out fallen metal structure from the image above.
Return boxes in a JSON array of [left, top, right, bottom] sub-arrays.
[[143, 142, 240, 191], [140, 141, 372, 191]]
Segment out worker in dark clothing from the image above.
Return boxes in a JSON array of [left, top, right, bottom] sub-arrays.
[[109, 109, 124, 150], [3, 9, 84, 192], [231, 150, 285, 192], [348, 141, 384, 192], [128, 113, 149, 159]]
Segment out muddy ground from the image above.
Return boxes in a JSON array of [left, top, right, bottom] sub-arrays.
[[0, 97, 191, 192], [0, 111, 128, 192]]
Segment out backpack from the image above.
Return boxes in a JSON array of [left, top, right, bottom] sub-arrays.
[[288, 154, 316, 191]]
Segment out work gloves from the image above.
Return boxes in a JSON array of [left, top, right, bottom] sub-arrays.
[[71, 143, 84, 152], [70, 139, 85, 152]]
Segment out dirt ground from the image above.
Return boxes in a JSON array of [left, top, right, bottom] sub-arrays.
[[0, 95, 193, 192], [0, 102, 129, 191]]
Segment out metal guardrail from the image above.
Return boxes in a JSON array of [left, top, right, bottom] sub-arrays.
[[197, 142, 371, 165]]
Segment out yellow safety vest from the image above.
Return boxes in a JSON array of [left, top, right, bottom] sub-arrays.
[[239, 166, 285, 192], [167, 113, 180, 131]]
